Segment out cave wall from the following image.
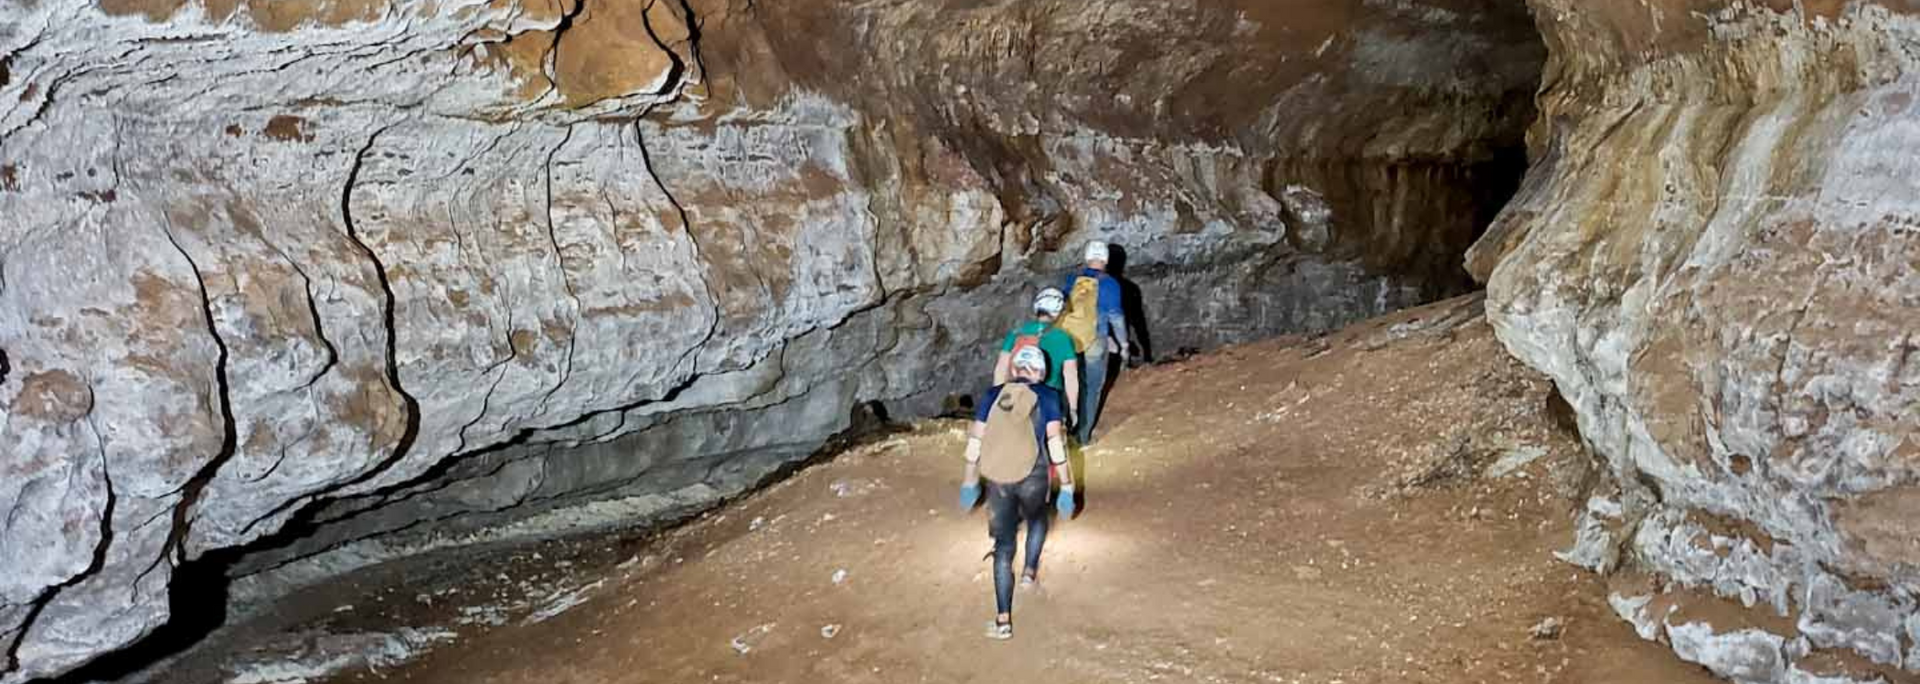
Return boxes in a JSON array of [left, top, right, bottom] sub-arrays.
[[0, 0, 1541, 679], [1470, 2, 1920, 681]]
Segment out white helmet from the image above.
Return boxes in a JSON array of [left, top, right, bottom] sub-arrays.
[[1084, 240, 1110, 264], [1033, 287, 1066, 316], [1012, 346, 1047, 373]]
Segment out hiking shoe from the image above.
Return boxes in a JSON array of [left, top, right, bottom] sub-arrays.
[[985, 621, 1013, 640]]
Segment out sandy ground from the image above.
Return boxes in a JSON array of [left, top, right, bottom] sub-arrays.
[[153, 296, 1723, 684]]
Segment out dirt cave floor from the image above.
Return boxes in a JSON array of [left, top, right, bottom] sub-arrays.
[[153, 295, 1724, 684]]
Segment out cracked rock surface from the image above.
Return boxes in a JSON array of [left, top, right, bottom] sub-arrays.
[[0, 0, 1538, 679], [1470, 2, 1920, 682]]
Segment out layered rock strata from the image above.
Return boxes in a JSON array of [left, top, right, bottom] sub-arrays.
[[1472, 2, 1920, 681], [0, 0, 1539, 679]]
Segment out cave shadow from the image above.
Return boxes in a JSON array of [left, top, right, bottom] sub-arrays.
[[939, 392, 977, 420], [1104, 244, 1153, 366], [41, 550, 237, 683]]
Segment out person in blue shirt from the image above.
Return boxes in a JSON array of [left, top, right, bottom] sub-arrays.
[[957, 346, 1075, 640], [1056, 240, 1130, 445]]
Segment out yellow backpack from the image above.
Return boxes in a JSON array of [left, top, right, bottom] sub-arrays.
[[1056, 274, 1101, 352]]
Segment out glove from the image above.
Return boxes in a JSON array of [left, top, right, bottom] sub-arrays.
[[1056, 485, 1077, 517], [959, 483, 982, 510]]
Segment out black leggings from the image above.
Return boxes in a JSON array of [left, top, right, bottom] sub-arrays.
[[987, 469, 1051, 615]]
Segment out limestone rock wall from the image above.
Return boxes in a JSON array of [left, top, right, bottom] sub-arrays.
[[0, 0, 1539, 679], [1472, 2, 1920, 681]]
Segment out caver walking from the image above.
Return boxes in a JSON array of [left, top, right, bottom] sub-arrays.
[[958, 346, 1076, 639], [1055, 240, 1129, 445], [993, 287, 1081, 421]]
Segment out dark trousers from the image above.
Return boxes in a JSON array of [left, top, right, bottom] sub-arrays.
[[987, 469, 1051, 615]]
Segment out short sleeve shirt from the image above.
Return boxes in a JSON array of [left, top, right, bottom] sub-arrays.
[[999, 321, 1079, 392]]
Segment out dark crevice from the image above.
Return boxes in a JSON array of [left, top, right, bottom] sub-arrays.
[[533, 124, 582, 415], [5, 399, 115, 683], [220, 120, 737, 577], [638, 0, 688, 97], [282, 248, 339, 393], [1, 59, 96, 143], [454, 364, 510, 455], [45, 123, 435, 683], [533, 0, 592, 103], [0, 30, 48, 147], [633, 120, 721, 375], [235, 436, 298, 488], [51, 215, 245, 684], [321, 124, 424, 496], [150, 215, 239, 570], [207, 124, 430, 543], [1467, 144, 1533, 255], [2, 385, 103, 680], [671, 0, 706, 84]]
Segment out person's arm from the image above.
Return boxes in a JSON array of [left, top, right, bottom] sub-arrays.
[[1048, 419, 1078, 517], [1062, 359, 1080, 417], [962, 420, 985, 486]]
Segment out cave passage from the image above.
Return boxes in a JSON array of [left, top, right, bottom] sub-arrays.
[[1, 0, 1589, 682], [16, 0, 1920, 682]]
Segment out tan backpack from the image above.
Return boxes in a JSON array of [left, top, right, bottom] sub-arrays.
[[978, 384, 1041, 484]]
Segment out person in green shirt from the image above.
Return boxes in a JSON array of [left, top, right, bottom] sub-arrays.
[[993, 287, 1081, 422]]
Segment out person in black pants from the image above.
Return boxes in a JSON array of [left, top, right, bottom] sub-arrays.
[[958, 346, 1076, 640]]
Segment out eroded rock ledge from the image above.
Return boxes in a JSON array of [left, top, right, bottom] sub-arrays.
[[0, 0, 1539, 678], [1471, 2, 1920, 682]]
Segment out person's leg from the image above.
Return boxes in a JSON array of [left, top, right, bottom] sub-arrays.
[[1078, 352, 1108, 444], [1018, 473, 1051, 580], [986, 483, 1019, 621]]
